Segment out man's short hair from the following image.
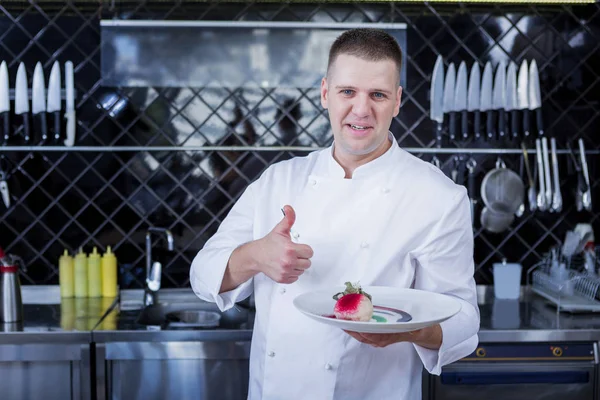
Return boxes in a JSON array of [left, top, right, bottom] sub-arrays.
[[327, 28, 403, 84]]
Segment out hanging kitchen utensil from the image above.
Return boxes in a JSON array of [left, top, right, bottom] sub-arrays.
[[529, 60, 543, 137], [47, 61, 62, 144], [64, 61, 75, 147], [550, 138, 562, 213], [521, 142, 537, 212], [517, 60, 529, 138], [492, 61, 506, 140], [455, 61, 468, 140], [466, 158, 477, 226], [443, 62, 456, 142], [567, 143, 587, 212], [32, 62, 48, 144], [480, 157, 525, 215], [15, 62, 30, 143], [0, 61, 9, 144], [480, 61, 494, 141], [480, 206, 514, 234], [506, 62, 518, 141], [535, 139, 547, 211], [578, 139, 592, 211], [467, 63, 480, 140], [0, 158, 9, 208], [541, 137, 552, 208]]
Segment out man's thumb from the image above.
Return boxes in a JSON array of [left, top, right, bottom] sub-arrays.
[[277, 205, 296, 234]]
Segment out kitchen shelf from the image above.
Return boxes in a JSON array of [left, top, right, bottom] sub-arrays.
[[0, 145, 598, 154]]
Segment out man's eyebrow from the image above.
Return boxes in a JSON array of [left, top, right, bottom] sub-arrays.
[[334, 85, 392, 94]]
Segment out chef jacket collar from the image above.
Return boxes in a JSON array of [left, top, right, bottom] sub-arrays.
[[325, 131, 399, 179]]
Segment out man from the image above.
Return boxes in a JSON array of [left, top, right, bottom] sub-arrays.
[[190, 28, 480, 400]]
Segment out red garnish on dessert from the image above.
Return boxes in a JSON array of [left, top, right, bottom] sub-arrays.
[[332, 282, 373, 322]]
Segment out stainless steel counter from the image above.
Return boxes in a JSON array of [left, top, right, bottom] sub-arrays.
[[5, 285, 600, 344]]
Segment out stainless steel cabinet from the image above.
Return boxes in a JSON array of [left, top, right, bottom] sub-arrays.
[[96, 341, 251, 400], [0, 341, 92, 400]]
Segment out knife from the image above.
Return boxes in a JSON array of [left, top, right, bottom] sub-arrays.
[[442, 62, 456, 142], [506, 61, 518, 140], [430, 55, 444, 148], [47, 61, 62, 144], [32, 62, 48, 144], [517, 60, 529, 138], [480, 61, 493, 140], [492, 61, 506, 140], [15, 62, 30, 143], [528, 59, 543, 137], [455, 61, 468, 140], [0, 61, 9, 144], [467, 62, 480, 140], [64, 61, 75, 147]]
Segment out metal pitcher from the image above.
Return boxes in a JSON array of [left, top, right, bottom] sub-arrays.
[[0, 253, 24, 323]]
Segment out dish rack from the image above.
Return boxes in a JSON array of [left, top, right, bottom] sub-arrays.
[[528, 246, 600, 313]]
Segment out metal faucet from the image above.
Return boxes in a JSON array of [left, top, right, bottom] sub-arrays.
[[144, 227, 174, 306]]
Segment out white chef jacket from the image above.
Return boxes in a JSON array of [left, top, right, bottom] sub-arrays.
[[190, 133, 480, 400]]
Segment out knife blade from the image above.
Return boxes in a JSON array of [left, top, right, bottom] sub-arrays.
[[506, 61, 518, 140], [64, 61, 75, 147], [455, 61, 468, 140], [15, 62, 30, 143], [480, 61, 493, 140], [32, 62, 48, 144], [430, 55, 444, 148], [517, 60, 529, 138], [443, 62, 456, 142], [528, 59, 543, 137], [47, 61, 62, 143], [467, 63, 480, 140], [492, 61, 506, 139], [0, 61, 9, 144]]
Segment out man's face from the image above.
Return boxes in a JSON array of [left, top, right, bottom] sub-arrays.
[[320, 54, 402, 158]]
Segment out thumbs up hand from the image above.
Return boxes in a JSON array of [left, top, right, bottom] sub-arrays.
[[256, 205, 314, 284]]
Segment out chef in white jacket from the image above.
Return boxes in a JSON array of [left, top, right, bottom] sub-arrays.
[[190, 28, 480, 400]]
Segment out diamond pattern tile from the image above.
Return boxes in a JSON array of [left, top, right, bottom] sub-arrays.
[[0, 1, 598, 288]]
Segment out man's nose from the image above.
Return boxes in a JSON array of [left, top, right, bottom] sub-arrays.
[[351, 94, 370, 118]]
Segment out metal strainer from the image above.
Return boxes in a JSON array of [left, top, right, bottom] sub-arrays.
[[480, 206, 514, 233], [481, 157, 525, 215]]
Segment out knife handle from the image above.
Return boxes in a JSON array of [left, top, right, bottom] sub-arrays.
[[33, 112, 48, 144], [523, 109, 530, 137], [52, 111, 62, 143], [461, 110, 468, 140], [449, 112, 456, 141], [21, 112, 30, 143], [511, 110, 519, 139], [473, 111, 481, 140], [497, 108, 506, 139], [536, 108, 544, 136], [486, 110, 494, 140], [1, 111, 9, 144]]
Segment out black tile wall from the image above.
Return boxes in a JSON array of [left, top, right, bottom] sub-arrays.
[[0, 1, 598, 288]]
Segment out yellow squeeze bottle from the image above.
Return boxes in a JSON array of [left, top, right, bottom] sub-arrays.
[[59, 250, 74, 298], [74, 248, 88, 298], [88, 247, 102, 298], [101, 246, 118, 298]]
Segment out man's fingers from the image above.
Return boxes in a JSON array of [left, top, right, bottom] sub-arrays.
[[293, 243, 314, 259], [293, 258, 311, 271]]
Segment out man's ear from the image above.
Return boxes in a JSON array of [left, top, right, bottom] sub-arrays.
[[321, 77, 328, 109]]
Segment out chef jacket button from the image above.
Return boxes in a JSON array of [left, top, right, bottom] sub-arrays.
[[381, 187, 390, 194], [309, 178, 317, 186], [268, 351, 275, 357], [360, 241, 369, 248], [280, 287, 286, 294], [325, 363, 333, 370]]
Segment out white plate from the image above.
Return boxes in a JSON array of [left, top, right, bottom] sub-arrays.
[[293, 286, 462, 333]]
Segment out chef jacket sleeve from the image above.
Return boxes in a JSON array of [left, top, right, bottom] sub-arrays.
[[189, 182, 256, 312], [411, 188, 480, 375]]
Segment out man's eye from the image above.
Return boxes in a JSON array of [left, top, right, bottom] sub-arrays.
[[373, 92, 385, 98], [342, 90, 353, 95]]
